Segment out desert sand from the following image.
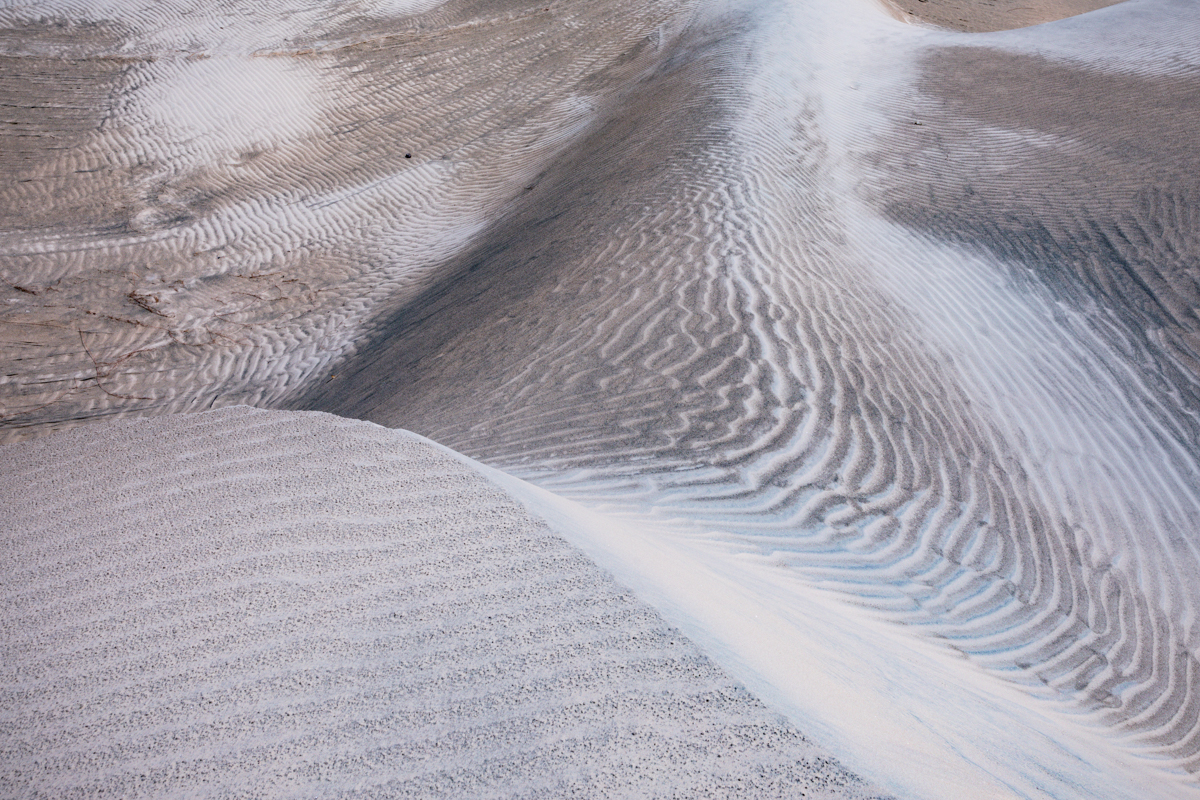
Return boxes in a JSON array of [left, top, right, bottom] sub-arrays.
[[1, 406, 889, 798], [3, 0, 1200, 797]]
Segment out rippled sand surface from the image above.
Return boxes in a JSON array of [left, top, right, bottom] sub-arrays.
[[3, 0, 1200, 797], [0, 0, 692, 434], [2, 406, 892, 798]]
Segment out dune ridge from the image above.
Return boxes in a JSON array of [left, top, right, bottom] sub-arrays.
[[296, 0, 1200, 787], [3, 0, 1200, 796], [0, 406, 891, 799]]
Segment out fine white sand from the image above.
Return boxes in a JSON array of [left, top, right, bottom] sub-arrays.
[[295, 1, 1200, 793], [0, 406, 890, 799], [4, 0, 1200, 797]]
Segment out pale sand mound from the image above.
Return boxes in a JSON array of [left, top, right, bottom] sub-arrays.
[[879, 0, 1127, 31], [0, 406, 889, 799]]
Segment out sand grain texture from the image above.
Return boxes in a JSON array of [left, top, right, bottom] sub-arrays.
[[0, 406, 889, 799], [299, 0, 1200, 792], [0, 0, 695, 437], [4, 0, 1200, 796]]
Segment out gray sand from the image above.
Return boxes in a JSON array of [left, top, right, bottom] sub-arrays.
[[5, 0, 1200, 794], [880, 0, 1127, 32]]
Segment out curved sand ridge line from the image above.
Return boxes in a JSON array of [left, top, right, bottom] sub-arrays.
[[297, 0, 1200, 790], [4, 0, 1200, 795], [0, 0, 695, 438], [855, 0, 1200, 770], [0, 406, 891, 799]]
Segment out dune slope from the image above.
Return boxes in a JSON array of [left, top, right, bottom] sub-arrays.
[[3, 0, 1200, 797], [0, 406, 889, 799], [297, 0, 1200, 792], [0, 0, 696, 437], [879, 0, 1127, 32]]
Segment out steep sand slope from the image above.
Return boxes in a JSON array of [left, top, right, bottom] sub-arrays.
[[0, 406, 889, 799], [296, 0, 1200, 793]]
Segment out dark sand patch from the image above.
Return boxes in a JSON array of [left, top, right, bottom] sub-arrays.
[[879, 0, 1127, 32], [0, 0, 694, 440], [870, 45, 1200, 437]]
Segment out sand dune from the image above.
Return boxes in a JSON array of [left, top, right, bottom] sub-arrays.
[[3, 0, 1200, 797], [297, 0, 1200, 791], [0, 0, 695, 437], [1, 406, 890, 799]]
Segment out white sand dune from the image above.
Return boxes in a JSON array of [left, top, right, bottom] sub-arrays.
[[295, 1, 1200, 793], [4, 0, 1200, 797], [1, 406, 890, 799]]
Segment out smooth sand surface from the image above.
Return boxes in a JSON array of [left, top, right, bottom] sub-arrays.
[[879, 0, 1128, 31], [0, 406, 890, 799]]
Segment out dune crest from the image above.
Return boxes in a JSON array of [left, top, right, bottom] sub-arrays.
[[0, 406, 890, 799], [297, 0, 1200, 790], [4, 0, 1200, 797]]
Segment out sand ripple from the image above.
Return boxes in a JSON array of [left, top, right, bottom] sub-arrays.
[[4, 0, 1200, 794], [0, 406, 888, 799], [0, 0, 692, 436], [296, 0, 1200, 787]]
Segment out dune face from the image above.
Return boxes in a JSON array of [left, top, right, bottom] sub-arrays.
[[295, 0, 1200, 793], [4, 0, 1200, 797], [878, 44, 1200, 392], [1, 407, 891, 798]]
